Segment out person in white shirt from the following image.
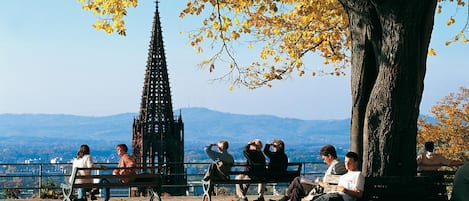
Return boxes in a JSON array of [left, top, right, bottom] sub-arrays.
[[271, 144, 346, 201], [312, 151, 365, 201], [69, 144, 104, 201]]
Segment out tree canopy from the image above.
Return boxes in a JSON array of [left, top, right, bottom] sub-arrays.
[[78, 0, 467, 88], [418, 86, 469, 161]]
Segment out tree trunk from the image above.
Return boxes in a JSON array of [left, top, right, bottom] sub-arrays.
[[340, 0, 437, 176]]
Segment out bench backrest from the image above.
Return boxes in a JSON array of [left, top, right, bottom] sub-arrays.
[[226, 162, 302, 182], [361, 175, 449, 201], [70, 167, 161, 182]]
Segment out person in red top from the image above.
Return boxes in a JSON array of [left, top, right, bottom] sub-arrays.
[[99, 144, 136, 201], [113, 144, 136, 182]]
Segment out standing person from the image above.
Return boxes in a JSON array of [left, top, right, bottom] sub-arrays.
[[272, 144, 347, 201], [451, 162, 469, 201], [417, 141, 463, 171], [203, 140, 235, 194], [100, 144, 136, 201], [312, 152, 365, 201], [70, 144, 104, 201], [235, 139, 267, 201]]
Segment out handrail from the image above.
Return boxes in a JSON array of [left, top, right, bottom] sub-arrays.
[[0, 161, 326, 198]]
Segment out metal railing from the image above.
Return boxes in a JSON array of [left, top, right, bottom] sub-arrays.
[[0, 161, 326, 199]]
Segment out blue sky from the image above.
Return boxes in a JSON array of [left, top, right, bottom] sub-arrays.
[[0, 1, 468, 120]]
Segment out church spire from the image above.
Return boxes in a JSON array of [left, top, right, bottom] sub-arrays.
[[132, 1, 186, 195]]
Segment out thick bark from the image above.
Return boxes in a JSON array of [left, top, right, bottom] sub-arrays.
[[340, 0, 437, 176]]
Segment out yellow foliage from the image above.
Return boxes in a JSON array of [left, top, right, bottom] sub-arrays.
[[178, 0, 350, 88], [77, 0, 138, 36], [446, 17, 456, 26], [418, 87, 469, 161], [428, 48, 437, 56], [77, 0, 468, 88]]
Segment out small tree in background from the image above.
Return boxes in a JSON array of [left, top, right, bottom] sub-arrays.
[[418, 86, 469, 161]]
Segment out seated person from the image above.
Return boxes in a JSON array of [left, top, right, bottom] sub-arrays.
[[417, 141, 463, 171], [99, 144, 136, 201], [235, 139, 266, 201], [272, 144, 346, 201], [203, 140, 235, 195], [311, 151, 364, 201]]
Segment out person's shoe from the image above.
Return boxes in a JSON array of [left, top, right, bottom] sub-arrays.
[[279, 196, 289, 201], [270, 196, 288, 201], [237, 197, 248, 201], [253, 196, 264, 201]]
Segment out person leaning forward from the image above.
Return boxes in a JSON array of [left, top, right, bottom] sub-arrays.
[[311, 151, 364, 201], [271, 144, 346, 201]]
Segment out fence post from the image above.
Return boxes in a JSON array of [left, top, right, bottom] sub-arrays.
[[39, 164, 43, 190]]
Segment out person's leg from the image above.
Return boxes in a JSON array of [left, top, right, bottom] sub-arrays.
[[312, 193, 344, 201], [271, 176, 302, 201], [99, 178, 110, 201], [235, 174, 250, 200], [77, 188, 85, 199], [255, 183, 265, 201], [235, 175, 245, 198], [203, 163, 217, 181]]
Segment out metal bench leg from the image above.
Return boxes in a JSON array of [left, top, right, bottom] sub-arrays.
[[202, 180, 212, 201], [61, 185, 72, 201], [149, 188, 161, 201]]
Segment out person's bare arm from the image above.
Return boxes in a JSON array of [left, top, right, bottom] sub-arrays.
[[335, 186, 363, 198]]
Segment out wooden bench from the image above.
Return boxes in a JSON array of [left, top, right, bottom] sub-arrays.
[[201, 162, 302, 201], [360, 172, 456, 201], [61, 167, 162, 201]]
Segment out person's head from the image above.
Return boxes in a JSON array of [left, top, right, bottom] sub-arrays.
[[424, 141, 435, 152], [344, 151, 360, 171], [218, 140, 229, 152], [249, 139, 263, 150], [77, 144, 90, 159], [271, 139, 285, 152], [320, 144, 338, 165], [116, 144, 128, 156]]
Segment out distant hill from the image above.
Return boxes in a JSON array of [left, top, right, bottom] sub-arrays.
[[0, 107, 350, 145], [0, 107, 351, 162]]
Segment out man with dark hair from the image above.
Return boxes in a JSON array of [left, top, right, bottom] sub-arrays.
[[417, 141, 463, 171], [320, 144, 347, 176], [270, 144, 346, 201], [312, 151, 364, 201]]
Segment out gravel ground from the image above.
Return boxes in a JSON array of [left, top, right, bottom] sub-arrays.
[[15, 195, 284, 201]]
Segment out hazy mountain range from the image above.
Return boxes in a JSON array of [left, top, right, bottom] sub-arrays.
[[0, 107, 351, 162], [0, 107, 350, 145]]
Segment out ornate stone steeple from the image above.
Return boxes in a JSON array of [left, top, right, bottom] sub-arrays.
[[131, 1, 186, 195]]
